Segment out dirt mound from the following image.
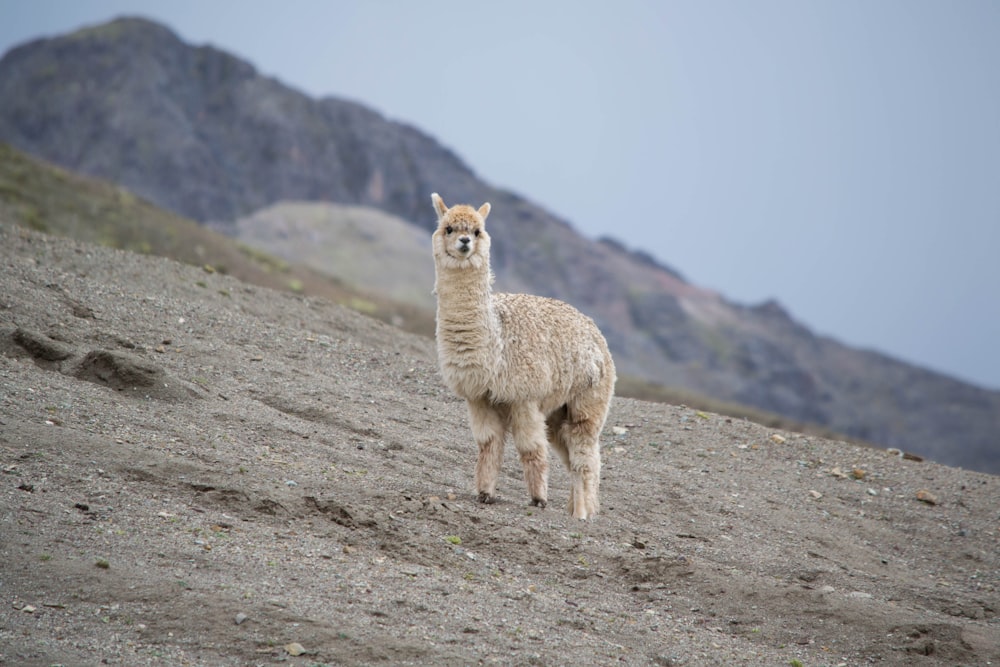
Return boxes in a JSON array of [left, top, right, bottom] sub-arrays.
[[71, 349, 198, 401], [1, 223, 997, 666], [4, 326, 199, 402]]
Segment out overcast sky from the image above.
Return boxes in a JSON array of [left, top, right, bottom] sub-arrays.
[[3, 1, 999, 390]]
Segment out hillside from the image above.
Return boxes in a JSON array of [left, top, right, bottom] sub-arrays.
[[3, 141, 853, 446], [2, 223, 998, 665], [0, 142, 435, 336], [1, 17, 999, 473], [216, 201, 438, 311]]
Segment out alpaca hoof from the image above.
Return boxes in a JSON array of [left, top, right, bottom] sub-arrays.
[[531, 497, 547, 509], [478, 492, 498, 504]]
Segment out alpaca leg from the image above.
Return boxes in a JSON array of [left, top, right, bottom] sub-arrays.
[[562, 421, 601, 519], [545, 405, 570, 468], [546, 405, 572, 509], [511, 402, 550, 508], [467, 399, 506, 504], [561, 400, 609, 520]]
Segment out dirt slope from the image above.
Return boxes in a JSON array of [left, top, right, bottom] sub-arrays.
[[1, 223, 997, 666]]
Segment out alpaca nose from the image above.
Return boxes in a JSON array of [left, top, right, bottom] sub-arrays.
[[458, 236, 471, 248]]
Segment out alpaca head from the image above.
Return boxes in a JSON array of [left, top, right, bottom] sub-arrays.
[[431, 193, 492, 271]]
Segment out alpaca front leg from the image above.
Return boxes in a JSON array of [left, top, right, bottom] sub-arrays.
[[511, 403, 550, 508], [467, 399, 505, 504]]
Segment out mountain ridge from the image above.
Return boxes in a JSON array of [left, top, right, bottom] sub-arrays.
[[1, 16, 997, 472]]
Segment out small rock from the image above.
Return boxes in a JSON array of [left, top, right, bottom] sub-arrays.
[[808, 490, 823, 499], [235, 612, 248, 625], [851, 468, 866, 480], [770, 434, 787, 444], [818, 585, 836, 594], [284, 480, 298, 487], [830, 467, 848, 479], [612, 426, 629, 436], [22, 605, 37, 614], [284, 642, 306, 656], [916, 489, 938, 505], [867, 488, 878, 496], [847, 591, 873, 599]]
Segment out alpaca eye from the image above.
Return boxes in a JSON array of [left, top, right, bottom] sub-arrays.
[[445, 226, 453, 235], [473, 229, 481, 237]]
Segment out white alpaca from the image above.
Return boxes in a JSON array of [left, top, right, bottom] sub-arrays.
[[431, 193, 616, 519]]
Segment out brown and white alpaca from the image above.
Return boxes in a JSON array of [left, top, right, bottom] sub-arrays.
[[431, 193, 616, 519]]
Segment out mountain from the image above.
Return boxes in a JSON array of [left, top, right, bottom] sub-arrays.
[[1, 17, 998, 473]]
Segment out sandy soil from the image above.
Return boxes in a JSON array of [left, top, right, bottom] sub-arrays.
[[1, 222, 997, 666]]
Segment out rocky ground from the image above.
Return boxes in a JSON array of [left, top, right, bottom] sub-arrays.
[[0, 223, 997, 666]]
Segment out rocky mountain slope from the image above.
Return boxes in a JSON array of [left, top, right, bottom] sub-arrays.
[[1, 17, 998, 473], [2, 223, 998, 665]]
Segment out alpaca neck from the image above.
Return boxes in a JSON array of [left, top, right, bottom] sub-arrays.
[[434, 263, 502, 391]]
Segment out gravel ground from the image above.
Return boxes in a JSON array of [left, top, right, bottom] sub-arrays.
[[0, 222, 997, 666]]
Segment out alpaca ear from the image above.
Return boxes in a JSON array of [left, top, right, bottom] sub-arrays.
[[431, 193, 448, 219], [478, 202, 491, 221]]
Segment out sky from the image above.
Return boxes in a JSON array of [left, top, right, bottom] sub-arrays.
[[2, 1, 999, 390]]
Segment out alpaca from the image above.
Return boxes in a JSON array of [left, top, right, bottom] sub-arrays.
[[431, 193, 616, 519]]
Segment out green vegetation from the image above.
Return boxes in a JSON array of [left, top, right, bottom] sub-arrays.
[[237, 241, 290, 273]]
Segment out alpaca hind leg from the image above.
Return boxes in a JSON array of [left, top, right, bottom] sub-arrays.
[[546, 405, 573, 509], [545, 405, 570, 468], [467, 399, 506, 504], [561, 403, 607, 519], [511, 402, 550, 508]]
